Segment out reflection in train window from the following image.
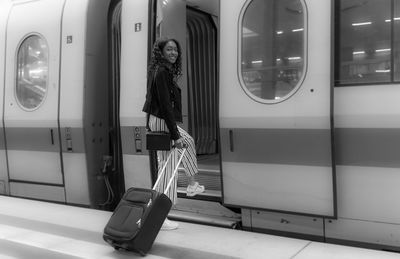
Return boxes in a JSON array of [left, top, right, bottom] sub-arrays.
[[336, 0, 400, 85], [240, 0, 305, 103], [396, 1, 400, 81], [16, 35, 48, 110]]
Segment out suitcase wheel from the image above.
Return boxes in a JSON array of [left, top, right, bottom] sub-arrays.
[[114, 246, 128, 252]]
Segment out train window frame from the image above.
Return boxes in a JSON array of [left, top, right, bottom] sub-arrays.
[[334, 0, 400, 87], [15, 33, 49, 111], [238, 0, 308, 104]]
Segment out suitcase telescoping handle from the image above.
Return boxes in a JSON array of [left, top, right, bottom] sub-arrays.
[[152, 148, 187, 194]]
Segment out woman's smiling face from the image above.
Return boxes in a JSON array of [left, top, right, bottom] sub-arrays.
[[162, 40, 178, 64]]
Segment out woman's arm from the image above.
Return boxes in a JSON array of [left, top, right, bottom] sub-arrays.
[[154, 68, 181, 140]]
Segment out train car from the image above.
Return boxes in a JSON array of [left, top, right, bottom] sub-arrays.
[[0, 0, 400, 251], [0, 0, 112, 207]]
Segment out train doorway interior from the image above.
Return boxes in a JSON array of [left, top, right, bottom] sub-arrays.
[[176, 7, 220, 201]]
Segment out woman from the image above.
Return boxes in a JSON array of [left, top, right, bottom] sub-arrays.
[[142, 38, 205, 230]]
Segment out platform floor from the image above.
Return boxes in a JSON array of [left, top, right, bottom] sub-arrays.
[[0, 196, 399, 259]]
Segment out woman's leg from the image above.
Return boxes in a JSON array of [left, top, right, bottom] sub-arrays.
[[177, 126, 205, 196], [149, 115, 179, 230], [176, 126, 198, 177], [149, 115, 178, 204]]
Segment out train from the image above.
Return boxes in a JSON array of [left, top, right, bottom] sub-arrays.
[[1, 0, 400, 251]]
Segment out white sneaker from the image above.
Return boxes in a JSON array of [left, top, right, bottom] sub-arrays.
[[186, 182, 205, 197], [161, 218, 179, 231]]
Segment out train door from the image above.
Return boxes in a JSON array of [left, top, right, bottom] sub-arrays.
[[220, 0, 336, 217], [0, 2, 11, 195], [4, 0, 65, 201]]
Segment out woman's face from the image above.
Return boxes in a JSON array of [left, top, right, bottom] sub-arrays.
[[162, 41, 178, 64]]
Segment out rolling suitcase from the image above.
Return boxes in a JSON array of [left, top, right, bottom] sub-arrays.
[[103, 148, 186, 255]]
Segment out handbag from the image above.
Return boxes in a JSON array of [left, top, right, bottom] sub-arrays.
[[146, 130, 171, 150]]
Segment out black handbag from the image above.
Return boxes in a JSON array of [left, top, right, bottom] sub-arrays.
[[146, 131, 171, 150]]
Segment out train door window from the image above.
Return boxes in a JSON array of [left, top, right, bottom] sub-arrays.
[[239, 0, 306, 103], [16, 35, 48, 110], [335, 0, 396, 85]]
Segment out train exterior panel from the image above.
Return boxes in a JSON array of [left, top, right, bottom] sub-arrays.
[[220, 0, 334, 217], [119, 0, 152, 190], [1, 0, 400, 251], [59, 0, 90, 205], [331, 0, 400, 248]]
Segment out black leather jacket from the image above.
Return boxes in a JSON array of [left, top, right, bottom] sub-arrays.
[[142, 65, 182, 140]]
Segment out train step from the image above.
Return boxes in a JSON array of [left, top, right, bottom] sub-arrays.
[[169, 198, 241, 229], [177, 187, 221, 202]]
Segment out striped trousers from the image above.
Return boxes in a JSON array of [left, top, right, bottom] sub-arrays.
[[149, 114, 198, 204]]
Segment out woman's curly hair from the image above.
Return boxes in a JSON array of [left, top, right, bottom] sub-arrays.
[[148, 38, 182, 80]]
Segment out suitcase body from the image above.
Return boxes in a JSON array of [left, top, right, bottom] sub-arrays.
[[103, 187, 172, 255], [103, 148, 186, 255]]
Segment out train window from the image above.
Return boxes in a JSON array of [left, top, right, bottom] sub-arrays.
[[239, 0, 306, 103], [16, 35, 48, 110], [395, 1, 400, 81], [336, 0, 399, 85]]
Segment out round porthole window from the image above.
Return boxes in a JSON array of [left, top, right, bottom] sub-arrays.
[[239, 0, 306, 103], [16, 35, 49, 110]]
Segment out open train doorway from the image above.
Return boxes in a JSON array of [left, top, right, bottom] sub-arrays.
[[176, 6, 220, 201], [153, 0, 239, 227], [149, 0, 222, 201]]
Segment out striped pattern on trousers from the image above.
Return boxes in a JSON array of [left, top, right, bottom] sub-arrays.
[[149, 114, 198, 204]]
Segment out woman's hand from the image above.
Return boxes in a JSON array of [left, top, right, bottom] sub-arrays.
[[174, 138, 187, 149]]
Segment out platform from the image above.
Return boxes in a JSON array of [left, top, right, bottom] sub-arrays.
[[0, 196, 399, 259]]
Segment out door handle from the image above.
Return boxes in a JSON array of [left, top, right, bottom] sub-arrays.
[[229, 129, 234, 152], [50, 129, 54, 145]]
